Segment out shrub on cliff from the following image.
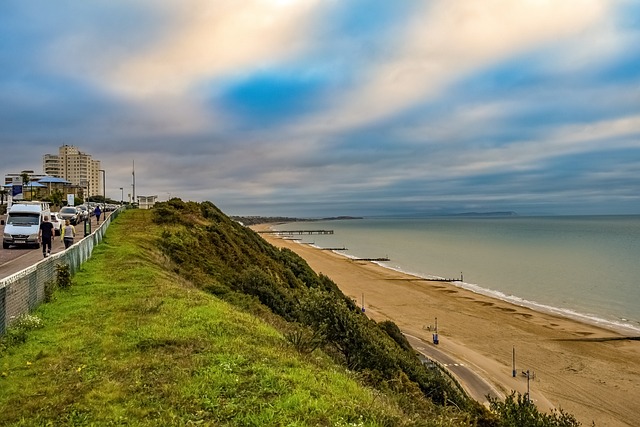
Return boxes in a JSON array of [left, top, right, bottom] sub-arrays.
[[489, 393, 580, 427], [379, 320, 414, 353]]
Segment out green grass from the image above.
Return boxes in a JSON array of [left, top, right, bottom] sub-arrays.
[[0, 210, 438, 426]]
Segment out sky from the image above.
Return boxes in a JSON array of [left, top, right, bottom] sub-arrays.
[[1, 0, 639, 217]]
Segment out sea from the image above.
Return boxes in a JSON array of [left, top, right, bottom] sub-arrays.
[[272, 215, 640, 335]]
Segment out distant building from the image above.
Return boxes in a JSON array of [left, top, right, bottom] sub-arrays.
[[3, 170, 47, 186], [43, 145, 102, 198], [3, 171, 47, 201], [2, 171, 79, 203], [137, 195, 158, 210]]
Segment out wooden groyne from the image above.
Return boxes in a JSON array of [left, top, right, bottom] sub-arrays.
[[321, 247, 347, 251], [424, 273, 464, 283], [353, 257, 390, 262]]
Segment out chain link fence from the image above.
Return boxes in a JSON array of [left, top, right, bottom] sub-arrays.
[[0, 208, 123, 335]]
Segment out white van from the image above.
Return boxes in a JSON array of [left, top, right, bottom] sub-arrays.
[[2, 201, 51, 249]]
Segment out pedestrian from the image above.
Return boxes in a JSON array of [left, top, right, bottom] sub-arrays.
[[39, 215, 54, 258], [94, 205, 102, 224], [61, 219, 76, 249]]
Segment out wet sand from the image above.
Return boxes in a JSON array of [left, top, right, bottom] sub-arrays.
[[254, 225, 640, 426]]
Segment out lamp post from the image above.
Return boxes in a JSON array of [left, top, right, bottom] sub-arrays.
[[99, 169, 106, 203]]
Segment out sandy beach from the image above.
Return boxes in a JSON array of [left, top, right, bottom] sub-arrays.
[[254, 225, 640, 427]]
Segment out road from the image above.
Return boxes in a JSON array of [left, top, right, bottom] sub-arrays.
[[404, 333, 503, 405], [0, 214, 105, 280]]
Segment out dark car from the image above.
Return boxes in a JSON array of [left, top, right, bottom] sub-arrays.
[[58, 206, 79, 225]]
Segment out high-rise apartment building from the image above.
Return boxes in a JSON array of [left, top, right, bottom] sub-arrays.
[[43, 145, 102, 197]]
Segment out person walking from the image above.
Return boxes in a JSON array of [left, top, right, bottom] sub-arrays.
[[61, 219, 76, 249], [94, 204, 102, 224], [39, 215, 54, 258]]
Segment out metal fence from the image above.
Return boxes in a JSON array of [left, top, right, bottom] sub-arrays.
[[0, 208, 123, 335]]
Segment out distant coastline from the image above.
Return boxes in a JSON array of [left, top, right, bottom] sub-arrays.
[[449, 211, 518, 217], [231, 212, 520, 225], [231, 215, 363, 226]]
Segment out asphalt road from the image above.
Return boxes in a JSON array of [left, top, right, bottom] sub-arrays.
[[0, 214, 105, 280], [404, 333, 503, 405]]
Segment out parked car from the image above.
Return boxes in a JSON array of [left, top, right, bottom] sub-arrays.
[[58, 206, 80, 225], [50, 212, 63, 236], [76, 205, 90, 221]]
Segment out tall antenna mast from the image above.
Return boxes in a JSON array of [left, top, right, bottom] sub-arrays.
[[132, 160, 136, 203]]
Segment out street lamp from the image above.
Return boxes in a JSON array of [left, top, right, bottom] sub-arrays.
[[99, 169, 106, 203]]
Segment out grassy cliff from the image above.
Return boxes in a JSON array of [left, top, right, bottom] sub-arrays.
[[0, 203, 581, 426]]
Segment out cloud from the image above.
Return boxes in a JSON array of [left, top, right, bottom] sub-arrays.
[[97, 0, 323, 98], [1, 0, 639, 216], [303, 0, 611, 131]]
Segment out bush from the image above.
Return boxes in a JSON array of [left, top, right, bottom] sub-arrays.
[[235, 266, 299, 321], [489, 392, 581, 427], [55, 263, 72, 289], [284, 324, 324, 355], [12, 314, 44, 331], [0, 314, 44, 353], [44, 280, 57, 303], [379, 320, 413, 353]]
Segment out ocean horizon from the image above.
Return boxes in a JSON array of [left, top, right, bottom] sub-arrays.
[[272, 214, 640, 335]]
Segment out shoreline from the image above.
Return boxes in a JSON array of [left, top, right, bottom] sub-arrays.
[[367, 258, 640, 337], [253, 224, 640, 426]]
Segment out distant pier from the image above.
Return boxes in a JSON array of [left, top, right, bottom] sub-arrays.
[[259, 230, 334, 235]]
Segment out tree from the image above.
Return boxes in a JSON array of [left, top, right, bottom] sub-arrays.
[[50, 190, 64, 208], [21, 172, 30, 200], [20, 172, 29, 186]]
